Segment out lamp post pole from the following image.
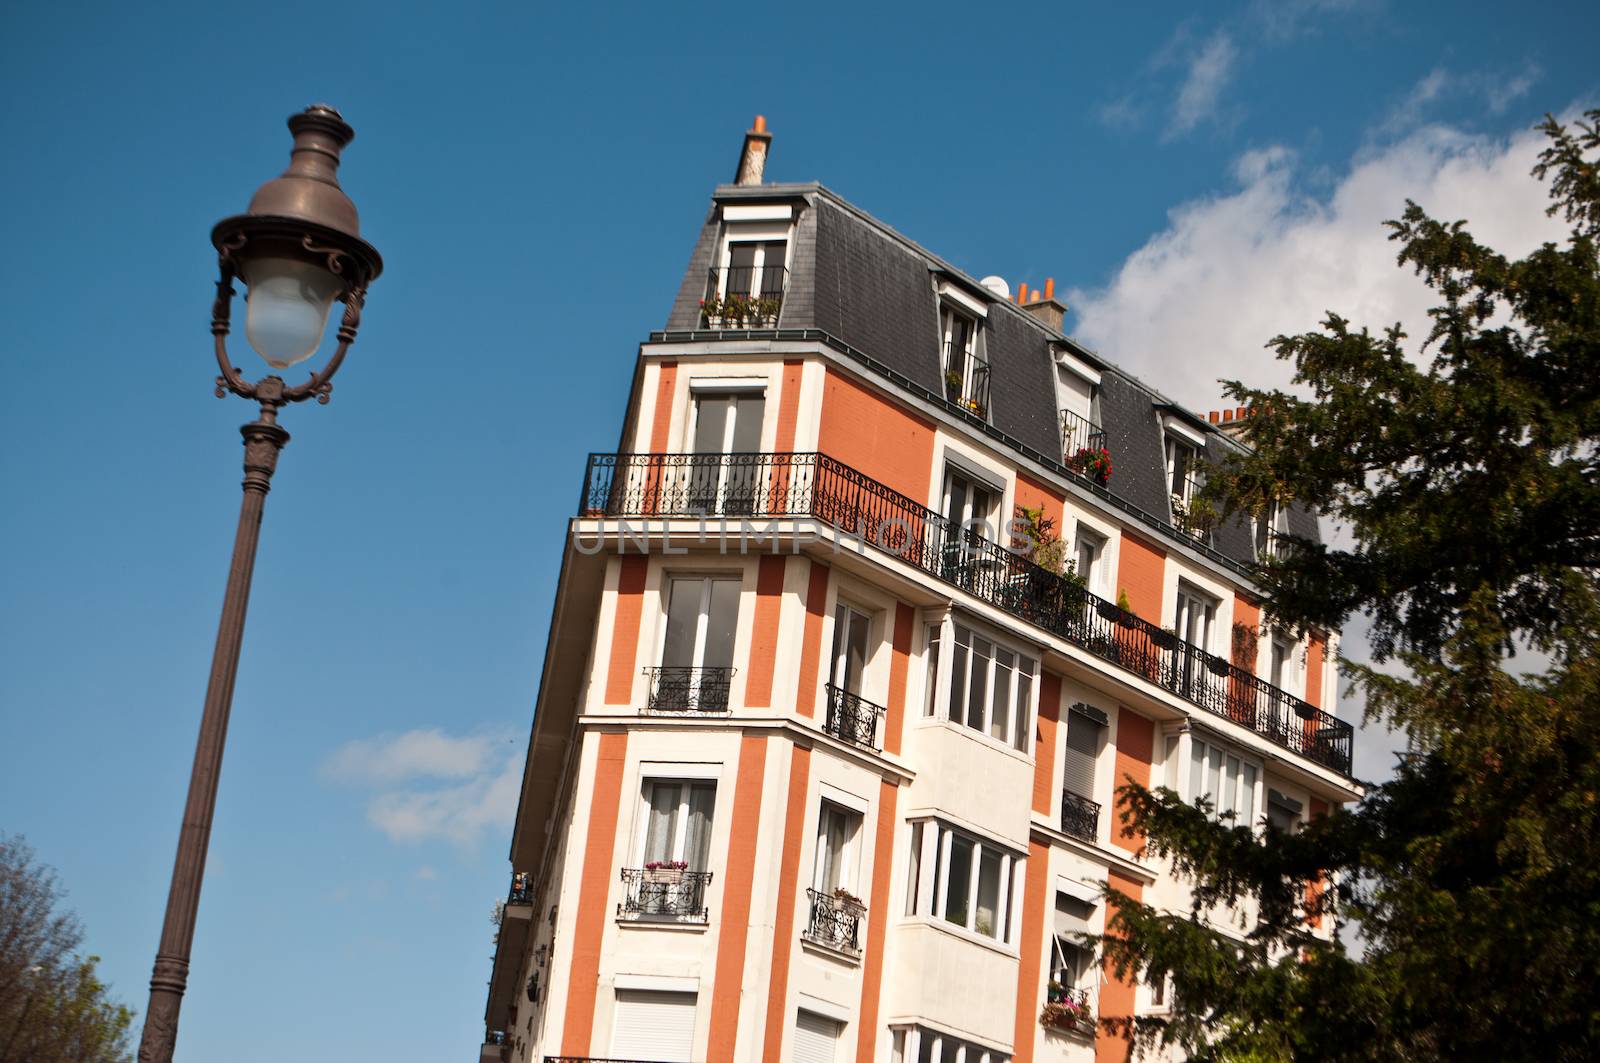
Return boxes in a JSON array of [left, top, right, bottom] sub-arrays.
[[137, 106, 383, 1063]]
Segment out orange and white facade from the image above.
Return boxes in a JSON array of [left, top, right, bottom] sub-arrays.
[[481, 124, 1358, 1063]]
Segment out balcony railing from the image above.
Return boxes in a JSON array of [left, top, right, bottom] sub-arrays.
[[643, 666, 734, 713], [1060, 791, 1101, 843], [508, 871, 533, 907], [1170, 471, 1217, 542], [823, 684, 883, 751], [1059, 408, 1107, 461], [803, 888, 865, 957], [943, 342, 990, 419], [579, 452, 1354, 776], [617, 867, 712, 922], [702, 265, 786, 328]]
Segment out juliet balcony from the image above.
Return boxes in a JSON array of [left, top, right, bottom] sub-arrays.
[[1060, 791, 1101, 843], [1059, 409, 1107, 467], [579, 452, 1354, 777], [701, 264, 786, 328], [643, 666, 734, 714], [823, 683, 884, 751], [802, 887, 866, 959], [617, 866, 712, 923]]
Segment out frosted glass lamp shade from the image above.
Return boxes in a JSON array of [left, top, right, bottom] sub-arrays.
[[242, 256, 343, 368]]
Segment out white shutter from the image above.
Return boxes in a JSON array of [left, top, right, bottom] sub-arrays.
[[793, 1010, 841, 1063], [612, 990, 697, 1063]]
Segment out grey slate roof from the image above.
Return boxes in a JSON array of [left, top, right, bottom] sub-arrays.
[[660, 182, 1323, 569]]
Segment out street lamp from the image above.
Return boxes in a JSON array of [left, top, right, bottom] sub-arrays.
[[137, 104, 382, 1063]]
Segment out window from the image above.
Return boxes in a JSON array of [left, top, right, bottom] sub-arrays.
[[1266, 787, 1302, 833], [1255, 499, 1290, 560], [641, 779, 717, 870], [611, 990, 697, 1063], [1062, 703, 1106, 801], [1187, 738, 1258, 826], [707, 238, 788, 326], [944, 623, 1036, 751], [923, 624, 941, 718], [941, 465, 1000, 542], [1166, 436, 1198, 503], [830, 605, 871, 695], [890, 1025, 1009, 1063], [687, 390, 766, 514], [1072, 526, 1106, 593], [908, 821, 1019, 942], [941, 305, 989, 418], [794, 1011, 841, 1063], [813, 801, 863, 893], [1174, 584, 1218, 652], [662, 576, 740, 672], [1051, 890, 1096, 985]]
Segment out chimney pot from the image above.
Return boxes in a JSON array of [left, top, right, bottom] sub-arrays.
[[1237, 405, 1248, 419], [1208, 410, 1220, 424], [1222, 409, 1234, 422], [734, 115, 773, 186], [1044, 277, 1055, 300], [1018, 282, 1029, 304]]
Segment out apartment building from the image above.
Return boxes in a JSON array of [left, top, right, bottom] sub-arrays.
[[480, 118, 1358, 1063]]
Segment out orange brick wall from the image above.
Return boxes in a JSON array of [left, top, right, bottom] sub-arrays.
[[604, 556, 649, 705], [1012, 837, 1053, 1063], [1306, 633, 1327, 708], [1112, 709, 1154, 854], [817, 368, 935, 502], [1095, 871, 1144, 1063], [1115, 533, 1166, 624], [559, 731, 629, 1056], [1032, 672, 1062, 816], [743, 555, 787, 707]]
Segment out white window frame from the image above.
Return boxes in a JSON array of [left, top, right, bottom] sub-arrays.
[[1174, 582, 1219, 654], [1072, 525, 1107, 594], [937, 619, 1038, 753], [910, 819, 1021, 944], [889, 1024, 1010, 1063], [829, 602, 874, 695], [714, 222, 792, 300], [657, 573, 743, 671], [1186, 736, 1261, 828], [1255, 499, 1290, 560], [635, 777, 719, 868], [686, 386, 766, 453], [1165, 435, 1200, 505], [812, 800, 864, 894]]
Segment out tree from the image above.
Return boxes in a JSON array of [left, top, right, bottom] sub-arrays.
[[1098, 111, 1600, 1062], [0, 836, 134, 1063]]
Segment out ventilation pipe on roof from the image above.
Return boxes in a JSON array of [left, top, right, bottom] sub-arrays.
[[734, 115, 772, 186]]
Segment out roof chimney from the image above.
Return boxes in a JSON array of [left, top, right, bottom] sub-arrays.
[[1021, 276, 1068, 332], [734, 115, 772, 186]]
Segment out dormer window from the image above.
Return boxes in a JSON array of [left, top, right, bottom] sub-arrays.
[[940, 305, 988, 419], [704, 205, 792, 328], [1255, 499, 1290, 560], [1166, 436, 1198, 504]]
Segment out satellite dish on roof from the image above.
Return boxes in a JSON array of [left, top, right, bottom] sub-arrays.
[[979, 275, 1011, 300]]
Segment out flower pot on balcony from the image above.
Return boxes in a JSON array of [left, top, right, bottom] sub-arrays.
[[1294, 702, 1317, 721], [1094, 598, 1121, 622], [1206, 654, 1231, 677], [643, 862, 688, 884], [1151, 628, 1178, 651]]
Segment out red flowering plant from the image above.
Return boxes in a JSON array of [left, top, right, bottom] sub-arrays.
[[643, 860, 689, 872], [1039, 984, 1095, 1032], [1068, 446, 1113, 483]]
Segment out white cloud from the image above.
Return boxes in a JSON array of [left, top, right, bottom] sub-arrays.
[[1068, 120, 1567, 414], [323, 728, 523, 847], [1167, 32, 1238, 140], [324, 727, 496, 785], [1380, 65, 1545, 135]]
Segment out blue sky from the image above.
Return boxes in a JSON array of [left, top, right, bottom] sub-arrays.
[[0, 1, 1593, 1059]]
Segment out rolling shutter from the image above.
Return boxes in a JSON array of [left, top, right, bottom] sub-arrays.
[[611, 990, 696, 1063], [793, 1010, 841, 1063], [1062, 705, 1106, 798]]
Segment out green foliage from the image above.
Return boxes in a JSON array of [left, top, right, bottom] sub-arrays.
[[1102, 111, 1600, 1062], [0, 836, 134, 1063]]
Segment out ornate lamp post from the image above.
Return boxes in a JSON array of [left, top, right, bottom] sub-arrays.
[[137, 104, 382, 1063]]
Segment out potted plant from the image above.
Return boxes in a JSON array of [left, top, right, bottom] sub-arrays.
[[832, 886, 865, 909], [1151, 626, 1178, 651], [1040, 994, 1094, 1033], [643, 859, 689, 883], [1294, 700, 1317, 721], [1069, 446, 1113, 485], [1206, 651, 1232, 677], [944, 369, 963, 398]]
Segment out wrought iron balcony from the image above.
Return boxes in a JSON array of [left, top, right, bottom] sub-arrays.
[[1059, 408, 1107, 461], [579, 452, 1355, 776], [803, 887, 865, 957], [824, 684, 883, 751], [644, 666, 734, 714], [1060, 791, 1101, 843], [701, 265, 786, 328], [617, 866, 712, 922], [507, 871, 533, 907], [1169, 470, 1217, 542], [943, 342, 990, 419]]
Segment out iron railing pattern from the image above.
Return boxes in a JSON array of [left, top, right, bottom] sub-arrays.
[[1059, 408, 1107, 460], [507, 871, 533, 906], [943, 341, 991, 419], [803, 888, 865, 957], [579, 452, 1353, 776], [643, 666, 734, 713], [702, 265, 786, 328], [1060, 791, 1101, 843], [824, 684, 883, 751], [617, 867, 712, 921]]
